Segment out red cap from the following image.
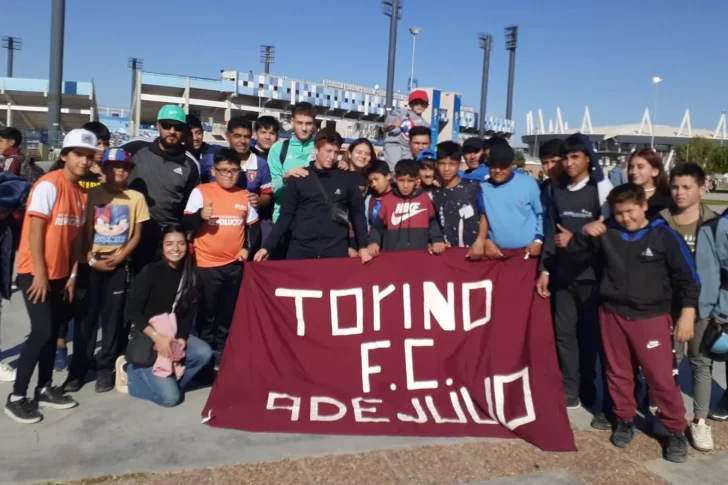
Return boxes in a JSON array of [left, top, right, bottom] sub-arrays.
[[408, 90, 429, 104]]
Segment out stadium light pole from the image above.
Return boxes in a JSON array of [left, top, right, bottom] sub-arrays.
[[408, 27, 420, 91], [382, 0, 401, 112], [652, 76, 662, 149], [48, 0, 66, 148], [478, 33, 493, 139], [504, 26, 518, 121], [260, 45, 275, 74], [2, 36, 22, 78], [128, 57, 144, 105]]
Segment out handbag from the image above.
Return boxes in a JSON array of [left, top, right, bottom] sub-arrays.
[[311, 171, 349, 227], [125, 272, 186, 367]]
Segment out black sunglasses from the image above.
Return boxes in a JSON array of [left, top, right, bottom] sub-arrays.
[[159, 121, 186, 132]]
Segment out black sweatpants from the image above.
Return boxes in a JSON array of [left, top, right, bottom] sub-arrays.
[[14, 274, 74, 396], [68, 264, 129, 377], [196, 262, 243, 353], [552, 281, 612, 413]]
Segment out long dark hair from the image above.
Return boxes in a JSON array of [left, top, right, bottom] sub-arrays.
[[345, 138, 376, 171], [160, 225, 199, 317], [628, 149, 670, 197], [48, 147, 73, 172]]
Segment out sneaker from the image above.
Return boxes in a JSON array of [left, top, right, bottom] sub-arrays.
[[36, 386, 78, 410], [115, 356, 128, 394], [62, 375, 83, 393], [590, 412, 611, 431], [53, 347, 68, 372], [565, 395, 581, 410], [610, 420, 635, 448], [95, 370, 114, 393], [689, 419, 713, 452], [0, 362, 16, 382], [664, 433, 689, 463], [708, 405, 728, 421], [214, 351, 222, 371], [4, 396, 42, 424]]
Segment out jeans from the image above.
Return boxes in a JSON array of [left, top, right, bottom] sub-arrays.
[[14, 274, 74, 396], [675, 317, 714, 419], [127, 335, 212, 407]]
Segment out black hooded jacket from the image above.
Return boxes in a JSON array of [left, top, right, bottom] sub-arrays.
[[263, 163, 367, 259]]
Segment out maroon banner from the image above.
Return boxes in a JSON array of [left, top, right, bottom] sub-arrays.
[[202, 250, 575, 452]]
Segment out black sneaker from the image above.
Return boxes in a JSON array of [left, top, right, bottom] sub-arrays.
[[214, 351, 223, 371], [95, 370, 114, 393], [62, 375, 84, 393], [664, 433, 689, 463], [590, 412, 611, 431], [4, 396, 42, 424], [610, 420, 635, 448], [36, 386, 78, 410], [565, 395, 581, 410]]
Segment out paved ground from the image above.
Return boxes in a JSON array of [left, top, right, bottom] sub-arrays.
[[2, 288, 728, 485]]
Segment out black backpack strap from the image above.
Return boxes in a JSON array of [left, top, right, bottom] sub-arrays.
[[279, 139, 290, 166]]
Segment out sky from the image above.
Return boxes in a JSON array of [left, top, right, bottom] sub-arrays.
[[4, 0, 728, 140]]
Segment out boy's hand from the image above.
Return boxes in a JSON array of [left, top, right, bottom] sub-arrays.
[[347, 248, 358, 258], [359, 248, 372, 264], [467, 238, 486, 261], [536, 273, 551, 298], [236, 249, 249, 262], [583, 216, 607, 237], [64, 277, 76, 302], [103, 254, 122, 269], [675, 316, 695, 343], [525, 241, 542, 259], [392, 118, 403, 128], [283, 167, 309, 180], [201, 202, 214, 221], [554, 224, 573, 248], [484, 240, 504, 259], [247, 192, 260, 208], [253, 249, 269, 262], [28, 273, 50, 304], [368, 243, 380, 258], [429, 242, 446, 255], [338, 160, 349, 171]]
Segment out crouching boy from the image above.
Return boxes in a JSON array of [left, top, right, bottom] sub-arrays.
[[569, 183, 698, 463]]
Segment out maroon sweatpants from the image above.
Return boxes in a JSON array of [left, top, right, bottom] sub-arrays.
[[599, 307, 686, 434]]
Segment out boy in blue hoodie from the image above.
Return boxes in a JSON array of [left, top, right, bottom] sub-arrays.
[[537, 133, 613, 429], [478, 143, 543, 259], [459, 138, 489, 182]]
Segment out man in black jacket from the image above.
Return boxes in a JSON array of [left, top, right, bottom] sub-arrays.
[[568, 183, 698, 463], [255, 129, 370, 263]]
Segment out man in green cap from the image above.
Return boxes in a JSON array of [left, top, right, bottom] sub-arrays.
[[128, 105, 201, 273]]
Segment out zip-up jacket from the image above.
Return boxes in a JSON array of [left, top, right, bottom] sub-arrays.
[[567, 218, 700, 320], [129, 140, 200, 226], [263, 163, 367, 260], [267, 136, 314, 222], [368, 187, 443, 252], [696, 209, 728, 322]]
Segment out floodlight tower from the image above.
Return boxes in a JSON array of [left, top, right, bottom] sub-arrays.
[[1, 36, 22, 77], [48, 0, 66, 147], [260, 45, 275, 74], [504, 25, 518, 121], [478, 33, 493, 138], [128, 57, 144, 104], [382, 0, 402, 112]]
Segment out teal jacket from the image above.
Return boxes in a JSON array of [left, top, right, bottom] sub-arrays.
[[268, 136, 314, 222]]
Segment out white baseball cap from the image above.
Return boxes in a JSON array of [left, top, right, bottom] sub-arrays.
[[62, 129, 103, 152]]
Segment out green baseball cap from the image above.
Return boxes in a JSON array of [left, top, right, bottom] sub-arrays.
[[157, 105, 187, 124]]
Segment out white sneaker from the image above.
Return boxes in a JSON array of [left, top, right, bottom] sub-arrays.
[[689, 419, 714, 452], [0, 362, 16, 382]]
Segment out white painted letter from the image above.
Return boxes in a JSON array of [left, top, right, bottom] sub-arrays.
[[310, 396, 347, 422], [425, 393, 467, 423], [493, 368, 536, 430], [372, 284, 395, 331], [330, 288, 364, 336], [403, 283, 412, 329], [275, 289, 324, 336], [459, 387, 497, 424], [352, 397, 390, 423], [423, 282, 455, 331], [404, 339, 438, 390], [462, 280, 493, 331], [266, 392, 302, 421], [396, 397, 428, 423], [360, 340, 391, 393]]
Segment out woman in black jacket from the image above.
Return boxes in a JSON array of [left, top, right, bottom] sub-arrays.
[[627, 148, 672, 218], [124, 226, 212, 407]]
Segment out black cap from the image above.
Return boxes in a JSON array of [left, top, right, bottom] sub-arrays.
[[462, 137, 484, 153], [488, 143, 515, 167]]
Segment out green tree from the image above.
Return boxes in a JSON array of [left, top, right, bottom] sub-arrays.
[[674, 136, 715, 168], [708, 146, 728, 174], [514, 151, 526, 168]]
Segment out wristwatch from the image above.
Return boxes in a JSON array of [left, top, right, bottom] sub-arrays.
[[150, 330, 159, 340], [89, 257, 98, 267]]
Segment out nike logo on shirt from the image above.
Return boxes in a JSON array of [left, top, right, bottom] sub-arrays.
[[391, 202, 427, 226]]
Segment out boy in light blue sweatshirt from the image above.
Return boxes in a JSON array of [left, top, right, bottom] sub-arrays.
[[477, 143, 544, 259]]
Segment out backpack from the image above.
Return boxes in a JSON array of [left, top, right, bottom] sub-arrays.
[[19, 157, 44, 184], [278, 139, 290, 166]]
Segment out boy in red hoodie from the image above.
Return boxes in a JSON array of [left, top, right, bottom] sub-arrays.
[[0, 128, 23, 175]]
